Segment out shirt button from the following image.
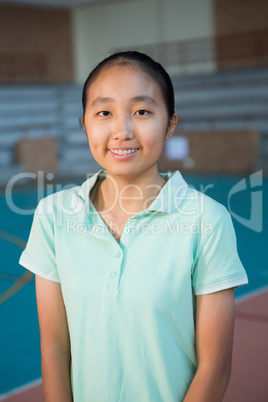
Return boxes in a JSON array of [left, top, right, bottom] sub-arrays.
[[112, 270, 118, 277], [116, 251, 121, 258], [124, 227, 130, 234]]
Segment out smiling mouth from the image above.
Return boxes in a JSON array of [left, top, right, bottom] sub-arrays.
[[109, 148, 139, 155]]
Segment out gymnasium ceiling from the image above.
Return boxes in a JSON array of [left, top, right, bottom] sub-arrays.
[[0, 0, 120, 7]]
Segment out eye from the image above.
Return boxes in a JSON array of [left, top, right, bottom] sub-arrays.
[[98, 111, 111, 117], [135, 109, 150, 116]]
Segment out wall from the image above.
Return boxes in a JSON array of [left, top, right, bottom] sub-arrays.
[[214, 0, 268, 35], [162, 0, 214, 41], [158, 130, 259, 174], [213, 0, 268, 70], [0, 5, 73, 83], [72, 0, 215, 82]]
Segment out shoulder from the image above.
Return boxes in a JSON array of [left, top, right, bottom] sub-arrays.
[[163, 170, 228, 225], [180, 185, 228, 224], [35, 170, 103, 216], [35, 184, 85, 218]]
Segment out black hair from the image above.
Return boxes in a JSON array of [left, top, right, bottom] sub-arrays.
[[82, 50, 175, 120]]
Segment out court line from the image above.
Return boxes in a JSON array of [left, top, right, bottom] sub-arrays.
[[0, 231, 33, 304], [235, 311, 268, 323], [234, 286, 268, 324], [0, 378, 42, 401], [0, 273, 34, 282], [235, 285, 268, 304], [0, 270, 33, 304]]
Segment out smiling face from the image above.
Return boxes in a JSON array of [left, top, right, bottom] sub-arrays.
[[82, 64, 178, 181]]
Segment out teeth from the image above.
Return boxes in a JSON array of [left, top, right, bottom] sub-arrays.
[[110, 148, 138, 155]]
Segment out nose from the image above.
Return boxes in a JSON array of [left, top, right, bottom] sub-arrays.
[[112, 113, 134, 141]]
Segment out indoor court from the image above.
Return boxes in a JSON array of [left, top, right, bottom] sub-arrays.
[[0, 0, 267, 400]]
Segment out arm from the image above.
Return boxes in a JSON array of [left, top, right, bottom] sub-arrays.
[[35, 275, 73, 402], [183, 288, 235, 402]]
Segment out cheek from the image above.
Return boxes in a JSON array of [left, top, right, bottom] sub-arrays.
[[139, 119, 167, 146], [86, 126, 108, 147], [86, 134, 102, 158]]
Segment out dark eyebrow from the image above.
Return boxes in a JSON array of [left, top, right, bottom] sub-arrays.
[[91, 95, 157, 107], [131, 96, 157, 105], [91, 97, 115, 107]]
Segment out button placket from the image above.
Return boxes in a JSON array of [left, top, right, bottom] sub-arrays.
[[124, 227, 130, 234], [119, 221, 136, 249], [108, 247, 123, 292], [108, 266, 120, 291]]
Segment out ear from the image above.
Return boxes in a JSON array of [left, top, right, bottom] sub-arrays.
[[81, 117, 86, 132], [166, 113, 178, 140]]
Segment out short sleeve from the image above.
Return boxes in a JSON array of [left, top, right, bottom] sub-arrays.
[[192, 212, 248, 295], [19, 198, 60, 283]]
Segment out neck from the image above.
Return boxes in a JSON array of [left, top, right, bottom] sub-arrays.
[[95, 169, 166, 216]]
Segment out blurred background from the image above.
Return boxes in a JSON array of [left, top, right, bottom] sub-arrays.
[[0, 0, 267, 401]]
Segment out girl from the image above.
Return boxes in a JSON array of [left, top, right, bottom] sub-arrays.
[[19, 51, 248, 402]]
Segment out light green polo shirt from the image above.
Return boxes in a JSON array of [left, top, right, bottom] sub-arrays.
[[19, 169, 248, 402]]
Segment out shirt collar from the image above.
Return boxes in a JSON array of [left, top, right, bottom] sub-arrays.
[[77, 169, 106, 204], [148, 171, 188, 213], [74, 169, 188, 215]]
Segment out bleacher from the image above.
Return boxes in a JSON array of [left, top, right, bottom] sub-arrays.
[[174, 67, 268, 132], [174, 67, 268, 171], [0, 66, 268, 185], [0, 84, 100, 185]]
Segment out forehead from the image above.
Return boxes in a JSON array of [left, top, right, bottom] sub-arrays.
[[87, 64, 162, 100]]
